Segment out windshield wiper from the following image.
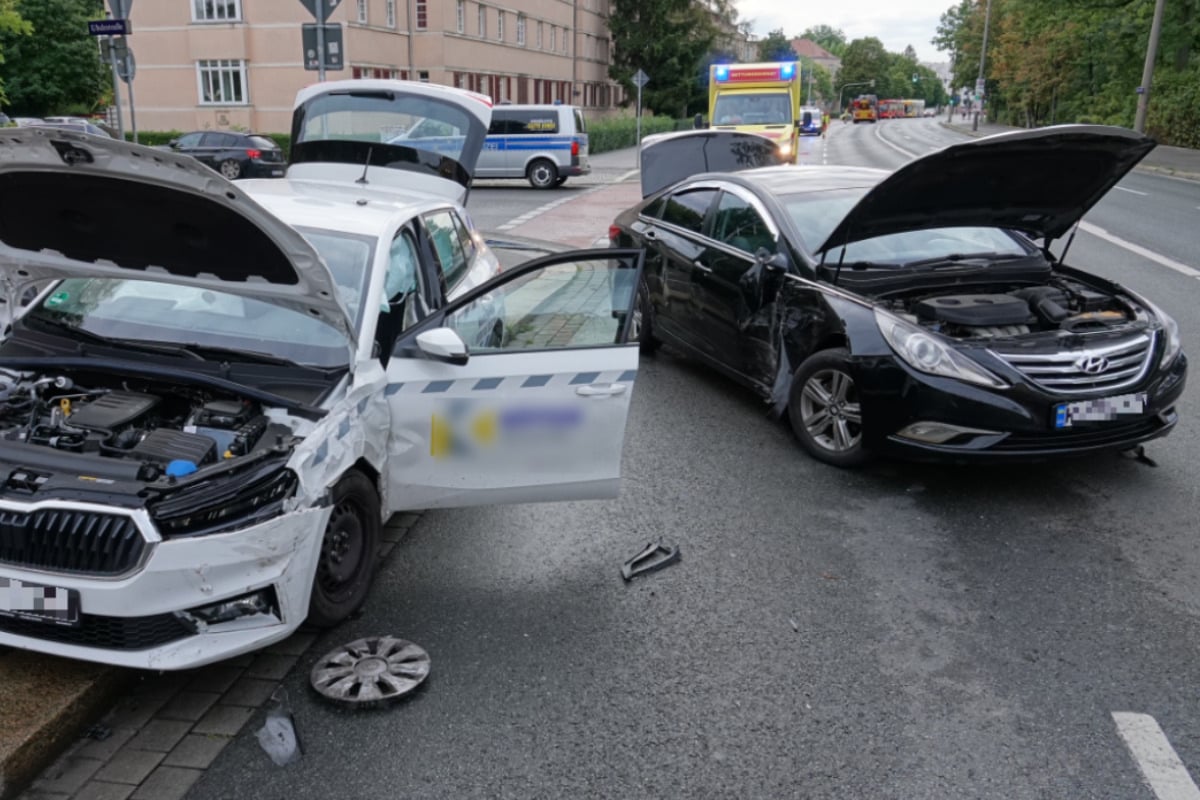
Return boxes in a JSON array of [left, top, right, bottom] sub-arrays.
[[24, 317, 205, 359], [173, 343, 305, 368], [902, 253, 1028, 269]]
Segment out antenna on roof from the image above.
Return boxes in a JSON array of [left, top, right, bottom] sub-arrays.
[[356, 147, 373, 185]]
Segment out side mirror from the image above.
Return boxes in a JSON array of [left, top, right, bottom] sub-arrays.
[[416, 328, 469, 365], [757, 248, 789, 274], [167, 138, 179, 148], [693, 113, 707, 130]]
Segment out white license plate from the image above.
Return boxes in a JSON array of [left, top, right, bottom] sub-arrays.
[[0, 577, 80, 626], [1054, 393, 1147, 428]]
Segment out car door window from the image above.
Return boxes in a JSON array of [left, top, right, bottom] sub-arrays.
[[712, 192, 775, 254], [661, 189, 717, 234], [176, 133, 203, 149], [386, 230, 427, 326], [424, 210, 470, 292]]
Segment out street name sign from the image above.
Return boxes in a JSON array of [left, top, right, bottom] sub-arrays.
[[89, 19, 130, 36]]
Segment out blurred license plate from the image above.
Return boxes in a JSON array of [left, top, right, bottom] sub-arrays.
[[0, 577, 79, 626], [1054, 393, 1146, 428], [270, 169, 285, 176]]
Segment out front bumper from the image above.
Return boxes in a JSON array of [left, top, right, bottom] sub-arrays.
[[857, 352, 1188, 462], [0, 505, 330, 669]]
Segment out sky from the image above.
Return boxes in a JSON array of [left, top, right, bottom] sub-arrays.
[[733, 0, 954, 64]]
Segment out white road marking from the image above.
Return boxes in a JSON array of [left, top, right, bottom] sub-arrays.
[[1116, 186, 1149, 196], [1112, 712, 1200, 800], [873, 124, 917, 160], [495, 185, 603, 231], [616, 168, 639, 183], [1080, 222, 1200, 278]]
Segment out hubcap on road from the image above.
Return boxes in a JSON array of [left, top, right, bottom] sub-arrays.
[[310, 636, 431, 708]]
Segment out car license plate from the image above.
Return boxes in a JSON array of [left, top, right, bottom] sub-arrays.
[[271, 169, 285, 177], [1054, 392, 1147, 428], [0, 577, 80, 626]]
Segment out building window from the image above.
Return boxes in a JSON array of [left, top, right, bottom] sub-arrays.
[[562, 28, 569, 54], [496, 10, 504, 41], [390, 0, 399, 28], [477, 5, 485, 37], [549, 25, 556, 52], [352, 65, 399, 79], [536, 21, 542, 49], [192, 0, 240, 22], [418, 70, 430, 82], [356, 0, 367, 23], [516, 14, 525, 46], [197, 59, 247, 104], [456, 0, 464, 32]]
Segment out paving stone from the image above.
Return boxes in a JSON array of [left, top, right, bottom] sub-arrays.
[[246, 653, 298, 680], [191, 704, 255, 737], [186, 665, 244, 694], [156, 690, 220, 722], [221, 677, 278, 708], [76, 726, 138, 761], [125, 718, 193, 753], [74, 780, 137, 800], [30, 754, 104, 795], [100, 694, 171, 731], [19, 790, 71, 799], [162, 733, 232, 769], [93, 749, 164, 785], [265, 631, 317, 657], [225, 653, 255, 668], [130, 766, 203, 800]]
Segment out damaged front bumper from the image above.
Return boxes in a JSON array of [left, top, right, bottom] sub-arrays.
[[0, 505, 330, 670]]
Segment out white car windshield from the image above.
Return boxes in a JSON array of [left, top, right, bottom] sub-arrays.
[[713, 92, 792, 126]]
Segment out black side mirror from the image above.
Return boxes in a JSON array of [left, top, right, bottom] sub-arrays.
[[693, 113, 707, 130], [757, 248, 789, 274], [167, 139, 179, 148]]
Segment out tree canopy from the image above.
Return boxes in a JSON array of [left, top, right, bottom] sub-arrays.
[[0, 0, 31, 106], [801, 25, 848, 57], [0, 0, 107, 117], [609, 0, 722, 117], [933, 0, 1200, 147], [757, 28, 798, 62]]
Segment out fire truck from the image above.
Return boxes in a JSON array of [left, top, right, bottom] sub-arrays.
[[708, 62, 802, 162]]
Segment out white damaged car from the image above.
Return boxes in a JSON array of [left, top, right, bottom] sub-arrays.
[[0, 82, 643, 669]]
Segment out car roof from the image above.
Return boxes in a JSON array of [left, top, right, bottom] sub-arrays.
[[662, 165, 889, 199], [241, 177, 451, 238]]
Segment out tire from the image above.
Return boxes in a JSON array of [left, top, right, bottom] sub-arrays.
[[308, 471, 381, 627], [633, 280, 661, 355], [218, 159, 242, 180], [527, 159, 558, 189], [787, 348, 869, 467]]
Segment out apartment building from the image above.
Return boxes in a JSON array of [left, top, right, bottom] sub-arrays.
[[122, 0, 622, 134]]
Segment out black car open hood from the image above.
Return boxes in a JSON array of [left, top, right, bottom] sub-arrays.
[[817, 125, 1156, 252], [640, 130, 785, 198]]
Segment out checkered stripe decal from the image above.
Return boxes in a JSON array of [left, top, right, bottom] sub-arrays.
[[384, 370, 636, 397]]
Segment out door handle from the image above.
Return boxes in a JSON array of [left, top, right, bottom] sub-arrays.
[[692, 260, 712, 274], [575, 383, 628, 397], [644, 229, 658, 241]]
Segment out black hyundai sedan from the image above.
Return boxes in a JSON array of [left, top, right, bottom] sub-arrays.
[[610, 127, 1187, 466]]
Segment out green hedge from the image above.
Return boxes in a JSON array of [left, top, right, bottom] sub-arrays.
[[587, 116, 682, 154], [125, 130, 292, 156]]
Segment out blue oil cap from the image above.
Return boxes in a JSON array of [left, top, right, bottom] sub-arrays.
[[166, 459, 198, 478]]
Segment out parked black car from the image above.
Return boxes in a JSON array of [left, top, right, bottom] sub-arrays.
[[610, 127, 1187, 466], [165, 131, 286, 179]]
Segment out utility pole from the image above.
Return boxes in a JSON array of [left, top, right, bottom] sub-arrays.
[[316, 0, 326, 81], [973, 0, 992, 132], [1133, 0, 1167, 133]]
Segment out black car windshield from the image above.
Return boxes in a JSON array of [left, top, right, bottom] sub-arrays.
[[21, 229, 373, 369], [781, 189, 1032, 267]]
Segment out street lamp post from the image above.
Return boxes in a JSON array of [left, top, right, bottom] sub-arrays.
[[973, 0, 993, 132], [1133, 0, 1167, 133]]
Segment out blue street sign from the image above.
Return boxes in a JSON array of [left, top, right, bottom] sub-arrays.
[[89, 18, 130, 35]]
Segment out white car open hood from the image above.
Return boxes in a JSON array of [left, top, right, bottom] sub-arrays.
[[0, 128, 354, 341]]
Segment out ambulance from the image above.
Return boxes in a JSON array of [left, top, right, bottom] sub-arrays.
[[708, 62, 802, 162]]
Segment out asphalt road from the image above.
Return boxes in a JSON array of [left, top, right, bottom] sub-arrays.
[[186, 122, 1200, 799]]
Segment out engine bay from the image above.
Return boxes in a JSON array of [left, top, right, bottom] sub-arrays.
[[881, 277, 1140, 340], [0, 368, 294, 487]]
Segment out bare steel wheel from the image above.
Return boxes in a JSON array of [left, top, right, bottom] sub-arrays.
[[633, 280, 660, 354], [788, 348, 868, 467], [308, 471, 380, 627], [218, 159, 242, 179], [310, 636, 430, 709]]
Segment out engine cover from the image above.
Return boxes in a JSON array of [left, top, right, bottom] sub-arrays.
[[915, 294, 1036, 327]]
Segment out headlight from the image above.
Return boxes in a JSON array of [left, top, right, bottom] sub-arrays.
[[874, 309, 1007, 389], [778, 141, 792, 156], [151, 466, 298, 537], [1141, 297, 1182, 368]]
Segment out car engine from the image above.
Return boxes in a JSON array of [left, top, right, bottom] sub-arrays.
[[0, 368, 291, 486], [884, 278, 1136, 340]]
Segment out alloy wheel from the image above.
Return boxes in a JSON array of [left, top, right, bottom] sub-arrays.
[[798, 368, 862, 453]]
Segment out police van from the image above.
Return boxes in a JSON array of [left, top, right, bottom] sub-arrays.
[[476, 104, 591, 189]]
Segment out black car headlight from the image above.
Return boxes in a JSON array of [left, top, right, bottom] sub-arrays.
[[874, 309, 1007, 389], [1141, 297, 1182, 368], [150, 467, 299, 538]]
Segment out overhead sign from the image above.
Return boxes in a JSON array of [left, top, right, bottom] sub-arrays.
[[298, 0, 342, 22], [302, 23, 344, 71], [632, 69, 650, 88], [89, 19, 130, 36]]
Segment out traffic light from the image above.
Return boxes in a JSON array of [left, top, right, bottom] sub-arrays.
[[912, 73, 919, 83]]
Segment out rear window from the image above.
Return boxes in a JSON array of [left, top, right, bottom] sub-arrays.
[[573, 108, 586, 133], [248, 135, 279, 150], [661, 188, 717, 234], [490, 110, 560, 135]]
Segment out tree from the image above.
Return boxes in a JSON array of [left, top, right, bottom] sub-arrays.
[[0, 0, 106, 116], [838, 36, 890, 103], [609, 0, 720, 116], [800, 24, 847, 57], [0, 0, 31, 105], [757, 28, 797, 62]]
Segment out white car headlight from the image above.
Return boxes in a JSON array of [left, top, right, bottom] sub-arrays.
[[874, 308, 1007, 389], [1141, 297, 1182, 368]]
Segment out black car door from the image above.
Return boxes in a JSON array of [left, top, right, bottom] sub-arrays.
[[648, 186, 719, 350], [694, 189, 782, 377], [172, 132, 204, 160], [195, 132, 233, 169]]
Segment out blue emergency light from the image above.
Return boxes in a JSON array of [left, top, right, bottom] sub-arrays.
[[714, 65, 730, 81], [780, 62, 796, 79]]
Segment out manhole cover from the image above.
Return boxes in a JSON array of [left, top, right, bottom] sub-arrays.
[[310, 636, 430, 708]]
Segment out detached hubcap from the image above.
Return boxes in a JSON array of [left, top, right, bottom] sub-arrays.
[[800, 368, 862, 453]]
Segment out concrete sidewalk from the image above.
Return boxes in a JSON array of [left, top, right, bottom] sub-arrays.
[[941, 117, 1200, 181]]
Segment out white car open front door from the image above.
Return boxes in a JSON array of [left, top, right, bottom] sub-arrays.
[[383, 248, 644, 510]]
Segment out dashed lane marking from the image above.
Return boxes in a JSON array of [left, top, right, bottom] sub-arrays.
[[1113, 712, 1200, 800], [1116, 186, 1149, 196], [495, 185, 603, 231], [872, 123, 918, 160], [1080, 222, 1200, 278]]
